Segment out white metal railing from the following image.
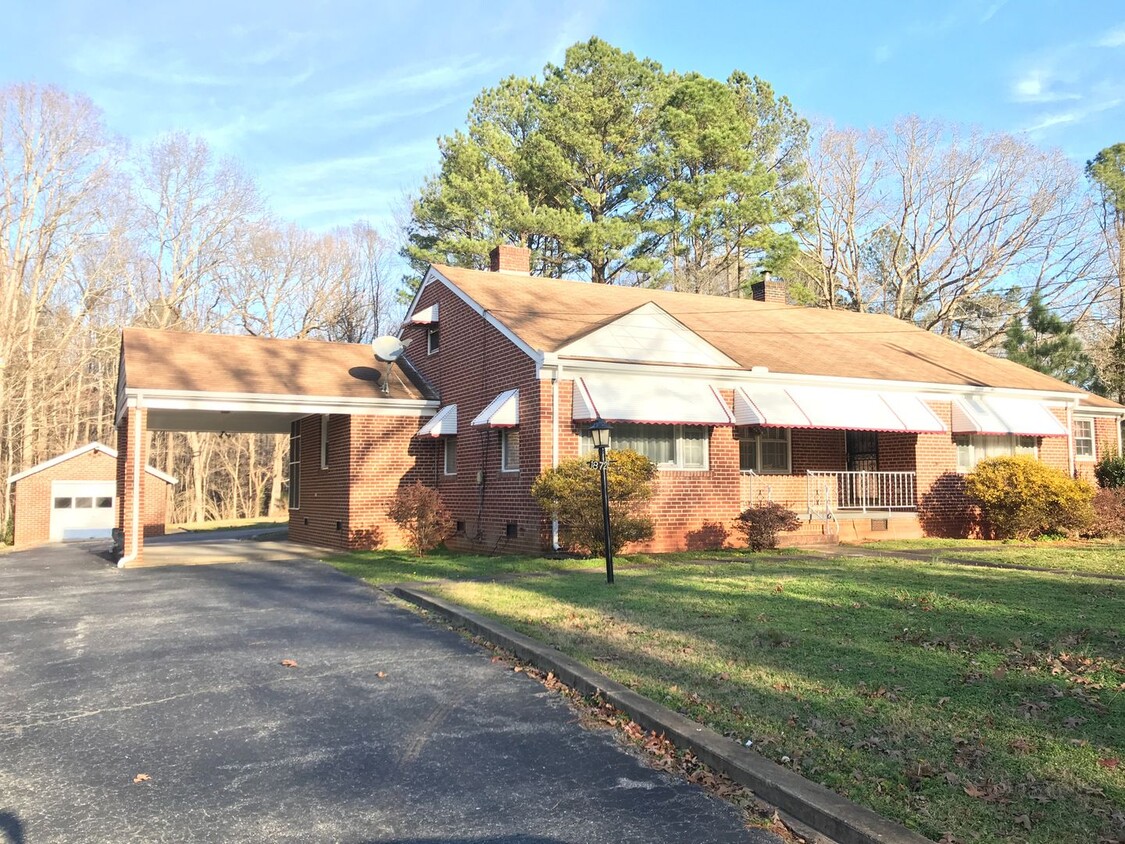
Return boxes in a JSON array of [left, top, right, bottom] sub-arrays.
[[739, 470, 773, 507], [806, 471, 917, 514]]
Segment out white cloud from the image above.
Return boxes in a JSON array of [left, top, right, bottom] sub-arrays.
[[1010, 66, 1079, 103], [1023, 97, 1122, 134], [1098, 24, 1125, 47]]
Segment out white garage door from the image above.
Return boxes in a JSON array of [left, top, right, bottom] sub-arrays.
[[50, 481, 116, 541]]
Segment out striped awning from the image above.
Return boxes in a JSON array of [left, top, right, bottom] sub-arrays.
[[734, 385, 945, 433], [416, 404, 457, 437], [472, 389, 519, 427], [951, 396, 1067, 437], [572, 376, 735, 426]]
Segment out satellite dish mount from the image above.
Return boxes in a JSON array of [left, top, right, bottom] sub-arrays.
[[371, 336, 406, 395]]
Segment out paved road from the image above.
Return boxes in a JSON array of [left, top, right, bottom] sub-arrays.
[[0, 543, 764, 844]]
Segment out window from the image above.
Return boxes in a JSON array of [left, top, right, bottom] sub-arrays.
[[427, 326, 440, 354], [580, 423, 709, 470], [320, 415, 330, 469], [53, 497, 72, 509], [1074, 418, 1095, 459], [75, 497, 93, 509], [954, 434, 1037, 472], [500, 429, 520, 472], [289, 420, 302, 509], [96, 497, 113, 509], [444, 437, 457, 475], [738, 427, 790, 474]]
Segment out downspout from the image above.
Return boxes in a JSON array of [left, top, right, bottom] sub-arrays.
[[1065, 403, 1075, 478], [551, 363, 562, 550], [117, 394, 143, 568]]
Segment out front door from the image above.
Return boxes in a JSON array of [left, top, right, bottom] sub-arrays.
[[843, 432, 879, 508]]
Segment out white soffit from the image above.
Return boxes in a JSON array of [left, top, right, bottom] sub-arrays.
[[735, 385, 945, 432], [557, 302, 739, 367], [472, 390, 519, 427], [573, 376, 735, 425], [952, 396, 1068, 437], [417, 404, 457, 437], [411, 303, 438, 324]]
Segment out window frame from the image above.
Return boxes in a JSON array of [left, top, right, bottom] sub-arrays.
[[320, 414, 330, 469], [444, 437, 457, 475], [580, 423, 710, 471], [738, 427, 791, 475], [289, 419, 302, 510], [1073, 417, 1095, 460], [500, 428, 520, 472], [954, 433, 1039, 473], [427, 326, 440, 355]]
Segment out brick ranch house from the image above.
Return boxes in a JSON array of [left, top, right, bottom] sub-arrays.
[[112, 245, 1125, 564]]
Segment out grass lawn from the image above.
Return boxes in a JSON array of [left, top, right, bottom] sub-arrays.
[[854, 538, 1125, 578], [168, 515, 288, 533], [341, 548, 1125, 844]]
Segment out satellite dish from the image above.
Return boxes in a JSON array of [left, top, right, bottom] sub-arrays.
[[371, 335, 405, 362]]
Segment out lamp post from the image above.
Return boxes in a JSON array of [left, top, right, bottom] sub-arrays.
[[588, 417, 614, 585]]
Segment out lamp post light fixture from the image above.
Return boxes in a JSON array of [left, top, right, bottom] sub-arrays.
[[588, 417, 614, 585]]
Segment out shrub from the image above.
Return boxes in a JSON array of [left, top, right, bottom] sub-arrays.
[[964, 456, 1094, 540], [732, 502, 802, 551], [1094, 453, 1125, 488], [531, 449, 657, 556], [386, 482, 453, 556], [1089, 488, 1125, 537]]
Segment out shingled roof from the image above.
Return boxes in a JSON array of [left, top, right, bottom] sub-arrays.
[[121, 328, 431, 402], [433, 264, 1111, 398]]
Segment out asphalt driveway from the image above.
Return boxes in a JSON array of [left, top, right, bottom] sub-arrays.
[[0, 543, 762, 844]]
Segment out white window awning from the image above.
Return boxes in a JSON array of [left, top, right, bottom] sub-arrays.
[[472, 389, 519, 427], [952, 396, 1068, 437], [416, 404, 457, 437], [572, 376, 735, 426], [410, 303, 438, 324], [734, 385, 946, 433]]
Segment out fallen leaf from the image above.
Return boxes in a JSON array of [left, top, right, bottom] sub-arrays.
[[133, 773, 151, 783], [1013, 813, 1032, 832], [1098, 757, 1119, 769], [376, 671, 387, 679], [280, 659, 298, 668]]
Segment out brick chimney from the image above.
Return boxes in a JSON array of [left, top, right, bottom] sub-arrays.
[[750, 271, 787, 304], [489, 244, 531, 275]]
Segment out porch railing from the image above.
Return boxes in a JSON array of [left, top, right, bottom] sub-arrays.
[[806, 470, 917, 516]]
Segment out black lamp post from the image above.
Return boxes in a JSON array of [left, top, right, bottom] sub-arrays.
[[588, 417, 614, 585]]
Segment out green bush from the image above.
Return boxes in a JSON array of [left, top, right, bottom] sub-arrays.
[[965, 456, 1094, 540], [732, 502, 802, 551], [531, 449, 656, 556], [387, 482, 453, 557], [1094, 453, 1125, 488]]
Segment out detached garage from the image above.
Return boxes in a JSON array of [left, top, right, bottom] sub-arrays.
[[7, 442, 175, 548]]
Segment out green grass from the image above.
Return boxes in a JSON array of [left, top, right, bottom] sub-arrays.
[[362, 550, 1125, 844], [854, 538, 1125, 577], [327, 547, 603, 584], [168, 515, 288, 533]]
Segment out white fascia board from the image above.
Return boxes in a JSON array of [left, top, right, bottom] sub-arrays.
[[8, 442, 115, 486], [124, 388, 438, 419], [540, 357, 1085, 404], [425, 268, 544, 367], [1074, 405, 1125, 417]]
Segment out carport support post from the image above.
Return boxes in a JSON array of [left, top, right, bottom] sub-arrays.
[[116, 404, 148, 567]]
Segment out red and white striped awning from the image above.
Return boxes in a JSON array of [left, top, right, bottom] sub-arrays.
[[416, 404, 457, 437], [734, 385, 946, 433], [572, 376, 735, 426], [951, 396, 1067, 437], [472, 389, 519, 428]]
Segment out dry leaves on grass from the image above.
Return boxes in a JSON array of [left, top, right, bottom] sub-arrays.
[[1098, 757, 1120, 769]]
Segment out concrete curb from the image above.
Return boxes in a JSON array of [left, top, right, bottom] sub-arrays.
[[393, 585, 933, 844]]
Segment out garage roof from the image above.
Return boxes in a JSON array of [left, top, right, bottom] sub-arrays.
[[7, 442, 177, 486]]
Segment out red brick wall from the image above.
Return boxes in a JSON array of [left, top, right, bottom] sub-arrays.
[[287, 413, 435, 550], [1074, 416, 1121, 483], [14, 445, 168, 548], [402, 282, 545, 554]]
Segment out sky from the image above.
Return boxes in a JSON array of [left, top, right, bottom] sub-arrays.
[[3, 0, 1123, 236]]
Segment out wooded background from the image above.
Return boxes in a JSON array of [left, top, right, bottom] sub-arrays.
[[4, 39, 1123, 536]]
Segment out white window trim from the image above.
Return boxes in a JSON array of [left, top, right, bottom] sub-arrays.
[[427, 326, 440, 355], [289, 420, 301, 510], [580, 423, 710, 471], [500, 429, 520, 472], [1074, 417, 1095, 460], [444, 437, 457, 475], [320, 415, 329, 469], [953, 433, 1038, 473], [738, 427, 791, 475]]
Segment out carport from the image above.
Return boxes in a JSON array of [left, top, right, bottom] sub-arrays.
[[115, 328, 437, 567]]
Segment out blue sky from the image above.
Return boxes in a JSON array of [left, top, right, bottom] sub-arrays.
[[4, 0, 1123, 234]]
